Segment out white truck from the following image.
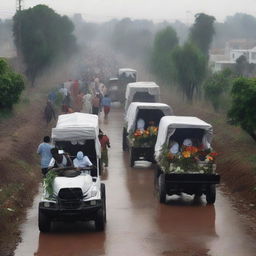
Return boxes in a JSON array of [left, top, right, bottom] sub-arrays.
[[38, 113, 106, 232]]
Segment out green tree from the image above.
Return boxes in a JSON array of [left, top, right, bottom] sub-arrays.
[[204, 69, 233, 111], [227, 77, 256, 142], [13, 5, 76, 86], [235, 55, 256, 77], [0, 58, 24, 109], [172, 42, 207, 101], [151, 26, 178, 82], [190, 13, 216, 56]]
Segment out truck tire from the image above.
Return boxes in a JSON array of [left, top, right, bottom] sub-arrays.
[[130, 148, 135, 167], [101, 183, 107, 223], [206, 184, 216, 204], [122, 128, 128, 151], [95, 209, 105, 231], [38, 209, 51, 232], [159, 173, 166, 204]]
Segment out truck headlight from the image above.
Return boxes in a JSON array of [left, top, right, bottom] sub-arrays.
[[91, 190, 98, 197], [44, 202, 50, 208]]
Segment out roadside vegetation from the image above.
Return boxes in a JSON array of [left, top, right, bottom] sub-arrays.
[[13, 4, 77, 86], [0, 58, 24, 113]]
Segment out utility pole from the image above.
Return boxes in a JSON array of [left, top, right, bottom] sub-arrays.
[[16, 0, 23, 11], [16, 0, 24, 66]]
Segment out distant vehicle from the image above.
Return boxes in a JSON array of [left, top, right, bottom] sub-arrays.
[[38, 113, 106, 232], [124, 81, 161, 112], [118, 68, 137, 103], [154, 116, 220, 204], [107, 77, 119, 102], [123, 102, 173, 166], [118, 68, 137, 82]]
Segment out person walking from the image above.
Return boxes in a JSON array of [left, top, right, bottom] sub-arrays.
[[37, 136, 53, 176], [99, 130, 110, 169], [44, 100, 56, 124], [101, 94, 112, 119], [82, 91, 92, 113], [92, 93, 101, 115]]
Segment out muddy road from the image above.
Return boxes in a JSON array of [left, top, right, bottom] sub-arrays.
[[14, 107, 256, 256]]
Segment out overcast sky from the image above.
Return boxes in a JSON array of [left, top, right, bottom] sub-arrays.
[[1, 0, 256, 23]]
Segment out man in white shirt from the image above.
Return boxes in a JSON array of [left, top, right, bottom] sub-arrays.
[[73, 151, 93, 168]]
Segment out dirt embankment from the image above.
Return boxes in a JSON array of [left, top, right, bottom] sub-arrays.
[[0, 92, 50, 256]]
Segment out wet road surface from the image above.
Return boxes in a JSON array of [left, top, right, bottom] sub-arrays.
[[14, 107, 256, 256]]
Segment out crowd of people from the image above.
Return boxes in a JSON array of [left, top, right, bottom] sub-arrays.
[[58, 77, 112, 119]]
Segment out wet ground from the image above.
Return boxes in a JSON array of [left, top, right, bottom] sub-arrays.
[[14, 107, 256, 256]]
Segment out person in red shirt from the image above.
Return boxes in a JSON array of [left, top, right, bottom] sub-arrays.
[[99, 130, 110, 169]]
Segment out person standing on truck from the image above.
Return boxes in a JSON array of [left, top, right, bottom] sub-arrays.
[[37, 136, 53, 176], [99, 130, 110, 169]]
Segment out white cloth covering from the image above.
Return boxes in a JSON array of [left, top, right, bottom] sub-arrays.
[[155, 116, 213, 160], [125, 102, 173, 133], [124, 82, 161, 112], [73, 151, 92, 168], [51, 113, 101, 157], [137, 118, 145, 131], [183, 138, 192, 147], [169, 142, 179, 154]]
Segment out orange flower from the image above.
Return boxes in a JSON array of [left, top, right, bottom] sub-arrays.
[[186, 146, 198, 154], [182, 151, 191, 158], [207, 156, 213, 161]]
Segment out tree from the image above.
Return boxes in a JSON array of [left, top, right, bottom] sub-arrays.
[[190, 13, 216, 56], [235, 55, 256, 77], [151, 26, 178, 82], [13, 5, 76, 86], [172, 42, 207, 101], [227, 77, 256, 142], [0, 59, 24, 109], [204, 69, 233, 111]]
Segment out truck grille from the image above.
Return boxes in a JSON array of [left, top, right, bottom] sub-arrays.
[[58, 188, 83, 200], [58, 188, 83, 210]]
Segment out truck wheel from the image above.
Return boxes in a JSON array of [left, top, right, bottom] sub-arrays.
[[206, 185, 216, 204], [38, 209, 51, 232], [130, 148, 135, 167], [159, 174, 166, 204], [95, 209, 105, 231], [101, 184, 107, 223], [122, 128, 128, 151]]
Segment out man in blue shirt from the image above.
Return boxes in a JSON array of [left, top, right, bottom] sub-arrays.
[[101, 94, 112, 119], [37, 136, 53, 176]]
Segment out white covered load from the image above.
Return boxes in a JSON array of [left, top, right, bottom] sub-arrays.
[[125, 102, 173, 132], [154, 116, 213, 159], [51, 112, 101, 157], [124, 81, 161, 111]]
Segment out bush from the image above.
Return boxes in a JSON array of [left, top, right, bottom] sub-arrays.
[[0, 59, 25, 110], [227, 77, 256, 142]]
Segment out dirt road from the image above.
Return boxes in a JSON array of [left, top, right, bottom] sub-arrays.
[[14, 107, 256, 256]]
